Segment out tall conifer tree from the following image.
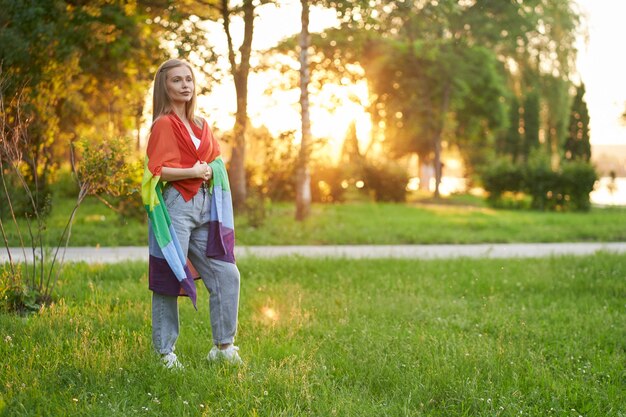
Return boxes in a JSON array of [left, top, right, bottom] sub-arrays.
[[564, 83, 591, 161]]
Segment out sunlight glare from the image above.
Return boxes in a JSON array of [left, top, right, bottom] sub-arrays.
[[261, 306, 279, 322]]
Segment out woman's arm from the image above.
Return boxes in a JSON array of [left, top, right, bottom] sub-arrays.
[[161, 160, 212, 182]]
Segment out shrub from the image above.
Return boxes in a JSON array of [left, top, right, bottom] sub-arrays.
[[558, 161, 597, 211], [523, 151, 559, 210], [480, 157, 525, 205], [1, 135, 139, 312], [51, 167, 80, 199], [480, 152, 597, 212], [0, 266, 41, 314], [244, 185, 268, 228], [310, 164, 347, 203], [113, 157, 145, 224], [0, 168, 51, 219], [362, 160, 408, 202], [247, 130, 298, 202]]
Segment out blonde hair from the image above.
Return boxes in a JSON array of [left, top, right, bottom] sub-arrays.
[[152, 59, 200, 125]]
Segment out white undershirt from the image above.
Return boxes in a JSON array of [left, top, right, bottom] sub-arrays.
[[190, 133, 201, 149]]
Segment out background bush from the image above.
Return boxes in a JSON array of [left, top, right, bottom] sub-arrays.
[[0, 168, 52, 219], [480, 157, 525, 207], [523, 151, 560, 210], [310, 163, 347, 203], [481, 153, 597, 212], [558, 160, 598, 211], [362, 160, 408, 202]]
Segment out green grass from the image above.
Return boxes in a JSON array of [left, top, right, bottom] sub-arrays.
[[237, 202, 626, 245], [2, 196, 626, 246], [1, 254, 624, 416]]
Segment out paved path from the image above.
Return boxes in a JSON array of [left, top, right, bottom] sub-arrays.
[[2, 242, 626, 264]]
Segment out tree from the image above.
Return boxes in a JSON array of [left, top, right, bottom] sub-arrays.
[[273, 0, 582, 197], [542, 74, 571, 160], [360, 1, 509, 197], [0, 0, 204, 189], [339, 122, 363, 166], [219, 0, 257, 211], [497, 96, 522, 161], [302, 1, 558, 195], [521, 89, 541, 161], [564, 83, 591, 161], [295, 0, 312, 220], [1, 82, 138, 310]]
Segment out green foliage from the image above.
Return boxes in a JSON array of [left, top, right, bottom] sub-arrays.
[[496, 96, 522, 161], [564, 83, 591, 161], [0, 0, 208, 184], [559, 160, 598, 211], [111, 154, 145, 225], [301, 0, 581, 195], [244, 186, 268, 229], [0, 266, 41, 314], [480, 157, 526, 207], [74, 136, 144, 225], [0, 132, 141, 312], [362, 160, 408, 202], [0, 168, 52, 219], [75, 137, 138, 198], [73, 136, 144, 224], [521, 89, 541, 160], [541, 74, 571, 159], [481, 151, 598, 212], [523, 151, 558, 210], [51, 167, 81, 199]]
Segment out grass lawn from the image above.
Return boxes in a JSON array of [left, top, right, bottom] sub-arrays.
[[2, 196, 626, 246], [1, 254, 624, 416]]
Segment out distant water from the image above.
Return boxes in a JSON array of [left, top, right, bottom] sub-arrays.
[[590, 177, 626, 207]]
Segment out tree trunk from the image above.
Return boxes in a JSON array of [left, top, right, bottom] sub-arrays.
[[222, 0, 255, 211], [295, 0, 311, 221], [433, 83, 452, 199], [230, 73, 248, 212], [136, 101, 143, 151], [417, 152, 431, 191]]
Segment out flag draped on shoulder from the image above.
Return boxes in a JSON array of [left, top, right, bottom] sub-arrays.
[[141, 113, 235, 309], [206, 157, 236, 263]]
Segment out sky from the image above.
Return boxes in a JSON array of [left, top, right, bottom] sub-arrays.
[[194, 0, 626, 150], [575, 0, 626, 146]]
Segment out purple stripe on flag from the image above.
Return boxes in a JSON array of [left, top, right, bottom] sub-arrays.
[[206, 221, 235, 263], [180, 277, 198, 310], [149, 255, 198, 309]]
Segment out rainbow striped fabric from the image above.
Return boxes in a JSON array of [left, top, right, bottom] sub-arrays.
[[205, 157, 236, 263], [142, 156, 235, 310], [142, 159, 198, 308]]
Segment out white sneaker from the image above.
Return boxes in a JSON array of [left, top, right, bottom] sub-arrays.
[[161, 352, 183, 369], [207, 345, 243, 365]]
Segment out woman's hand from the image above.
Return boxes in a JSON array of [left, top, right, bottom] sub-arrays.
[[193, 160, 212, 181], [161, 162, 212, 182]]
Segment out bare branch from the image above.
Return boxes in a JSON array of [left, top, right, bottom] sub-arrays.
[[221, 0, 239, 73]]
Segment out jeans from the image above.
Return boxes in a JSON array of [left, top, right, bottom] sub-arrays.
[[152, 185, 240, 355]]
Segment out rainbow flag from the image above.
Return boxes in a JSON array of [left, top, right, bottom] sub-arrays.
[[142, 156, 235, 310], [142, 159, 198, 309], [205, 157, 236, 262]]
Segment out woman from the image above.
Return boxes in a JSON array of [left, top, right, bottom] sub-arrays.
[[142, 59, 241, 369]]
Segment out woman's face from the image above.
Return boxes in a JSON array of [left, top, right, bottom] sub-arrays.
[[166, 66, 194, 105]]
